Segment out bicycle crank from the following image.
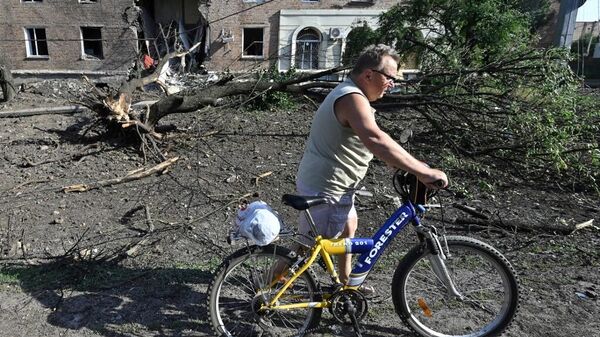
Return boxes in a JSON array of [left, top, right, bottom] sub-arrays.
[[329, 289, 368, 336]]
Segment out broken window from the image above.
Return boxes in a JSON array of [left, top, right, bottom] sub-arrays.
[[21, 0, 43, 2], [80, 27, 104, 59], [295, 28, 320, 69], [24, 27, 48, 57], [79, 0, 98, 3], [242, 27, 264, 57]]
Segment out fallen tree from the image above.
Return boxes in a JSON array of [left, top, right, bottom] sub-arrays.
[[342, 0, 600, 191], [71, 0, 598, 191]]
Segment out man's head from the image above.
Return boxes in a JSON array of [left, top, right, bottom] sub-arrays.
[[350, 44, 400, 101]]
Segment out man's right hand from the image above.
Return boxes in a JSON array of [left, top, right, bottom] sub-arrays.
[[418, 169, 448, 190]]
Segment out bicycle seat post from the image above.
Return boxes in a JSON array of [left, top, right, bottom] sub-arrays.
[[303, 209, 319, 238]]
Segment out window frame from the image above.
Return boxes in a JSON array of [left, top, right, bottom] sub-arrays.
[[24, 27, 49, 58], [241, 26, 265, 59], [21, 0, 43, 3], [80, 26, 104, 60], [295, 28, 321, 70]]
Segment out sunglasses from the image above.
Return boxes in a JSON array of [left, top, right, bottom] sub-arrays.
[[370, 68, 397, 83]]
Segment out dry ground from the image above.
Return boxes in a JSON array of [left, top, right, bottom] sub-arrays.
[[0, 82, 599, 337]]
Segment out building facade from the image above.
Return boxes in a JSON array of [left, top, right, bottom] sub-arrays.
[[0, 0, 138, 83], [200, 0, 398, 73], [1, 0, 401, 82]]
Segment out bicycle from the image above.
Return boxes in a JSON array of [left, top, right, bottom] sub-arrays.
[[207, 171, 520, 337]]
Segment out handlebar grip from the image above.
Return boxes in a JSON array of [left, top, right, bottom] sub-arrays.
[[433, 180, 446, 189]]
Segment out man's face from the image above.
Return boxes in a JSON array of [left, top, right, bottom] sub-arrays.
[[368, 56, 398, 100]]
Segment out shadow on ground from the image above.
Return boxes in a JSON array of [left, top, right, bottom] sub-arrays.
[[4, 260, 214, 336]]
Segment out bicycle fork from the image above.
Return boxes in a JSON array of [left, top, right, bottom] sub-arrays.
[[420, 227, 464, 300]]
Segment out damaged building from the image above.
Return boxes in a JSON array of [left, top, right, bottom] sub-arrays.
[[0, 0, 404, 84], [0, 0, 139, 84]]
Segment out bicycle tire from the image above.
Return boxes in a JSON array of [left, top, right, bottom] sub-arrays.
[[208, 244, 322, 337], [392, 235, 520, 337]]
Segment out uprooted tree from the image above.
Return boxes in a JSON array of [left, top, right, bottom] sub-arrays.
[[80, 0, 599, 191]]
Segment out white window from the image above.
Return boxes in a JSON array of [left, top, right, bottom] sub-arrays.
[[24, 27, 48, 57], [81, 27, 103, 59], [242, 27, 264, 58], [295, 28, 320, 69]]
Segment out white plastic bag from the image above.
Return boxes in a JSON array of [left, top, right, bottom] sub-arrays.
[[235, 201, 280, 246]]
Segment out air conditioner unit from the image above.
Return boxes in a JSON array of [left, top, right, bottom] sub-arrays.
[[329, 27, 344, 40]]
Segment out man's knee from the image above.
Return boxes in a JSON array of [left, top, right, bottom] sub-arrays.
[[342, 218, 358, 237]]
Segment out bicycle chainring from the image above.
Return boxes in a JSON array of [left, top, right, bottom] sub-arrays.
[[328, 289, 368, 324]]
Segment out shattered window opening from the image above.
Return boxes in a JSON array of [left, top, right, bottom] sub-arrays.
[[79, 0, 99, 3], [81, 27, 104, 60], [21, 0, 43, 2], [295, 28, 320, 70], [24, 27, 49, 57], [242, 27, 264, 58]]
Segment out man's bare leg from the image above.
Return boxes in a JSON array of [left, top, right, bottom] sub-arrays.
[[338, 216, 358, 284]]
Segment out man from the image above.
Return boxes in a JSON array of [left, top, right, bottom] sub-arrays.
[[296, 44, 448, 286]]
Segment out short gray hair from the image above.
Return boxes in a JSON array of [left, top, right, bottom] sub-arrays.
[[351, 44, 400, 76]]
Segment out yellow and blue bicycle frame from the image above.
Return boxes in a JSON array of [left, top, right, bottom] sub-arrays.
[[263, 202, 418, 311]]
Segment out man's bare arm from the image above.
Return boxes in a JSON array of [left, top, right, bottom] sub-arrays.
[[335, 94, 448, 188]]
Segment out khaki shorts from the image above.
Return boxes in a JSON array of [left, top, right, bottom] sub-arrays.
[[296, 183, 357, 244]]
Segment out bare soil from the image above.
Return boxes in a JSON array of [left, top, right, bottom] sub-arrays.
[[0, 82, 599, 337]]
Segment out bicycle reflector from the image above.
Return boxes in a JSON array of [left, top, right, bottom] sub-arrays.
[[417, 298, 433, 317]]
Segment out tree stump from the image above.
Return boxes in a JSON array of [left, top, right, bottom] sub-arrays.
[[0, 64, 16, 102]]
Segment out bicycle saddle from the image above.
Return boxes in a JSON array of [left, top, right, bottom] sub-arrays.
[[282, 194, 328, 210]]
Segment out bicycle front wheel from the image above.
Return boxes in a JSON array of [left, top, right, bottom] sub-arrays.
[[208, 244, 322, 337], [392, 236, 519, 337]]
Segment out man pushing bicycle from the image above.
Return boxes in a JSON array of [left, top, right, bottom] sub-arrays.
[[295, 44, 448, 288]]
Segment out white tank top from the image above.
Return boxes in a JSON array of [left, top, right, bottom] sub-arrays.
[[296, 78, 374, 195]]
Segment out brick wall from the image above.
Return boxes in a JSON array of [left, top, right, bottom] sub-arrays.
[[203, 0, 399, 72], [0, 0, 399, 77], [0, 0, 137, 76]]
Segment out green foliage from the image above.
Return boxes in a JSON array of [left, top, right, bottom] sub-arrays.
[[246, 66, 298, 111], [519, 0, 552, 31], [377, 0, 532, 70], [355, 0, 600, 191], [342, 22, 380, 65]]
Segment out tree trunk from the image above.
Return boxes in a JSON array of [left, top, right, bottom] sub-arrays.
[[0, 64, 16, 102]]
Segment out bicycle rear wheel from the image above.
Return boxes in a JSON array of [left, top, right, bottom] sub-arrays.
[[208, 244, 322, 337], [392, 236, 519, 337]]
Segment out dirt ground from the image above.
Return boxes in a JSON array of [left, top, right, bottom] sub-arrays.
[[0, 81, 599, 337]]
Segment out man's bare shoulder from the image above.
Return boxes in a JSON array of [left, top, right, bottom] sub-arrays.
[[335, 93, 372, 127]]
